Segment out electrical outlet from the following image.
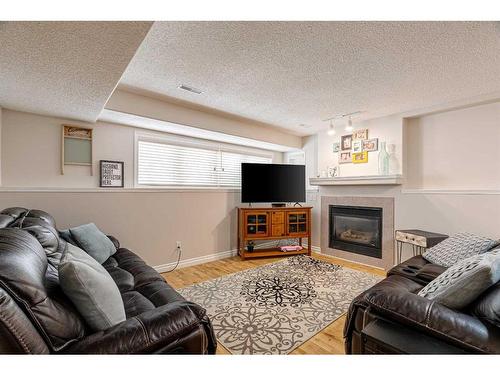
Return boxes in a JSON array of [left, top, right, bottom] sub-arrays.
[[176, 241, 182, 250]]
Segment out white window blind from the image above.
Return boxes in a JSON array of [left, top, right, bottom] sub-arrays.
[[137, 139, 272, 187]]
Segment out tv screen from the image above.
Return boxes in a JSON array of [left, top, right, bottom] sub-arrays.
[[241, 163, 306, 203]]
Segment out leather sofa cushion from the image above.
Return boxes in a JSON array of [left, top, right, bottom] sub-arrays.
[[470, 283, 500, 327], [0, 207, 57, 229], [0, 228, 85, 351], [362, 275, 500, 353], [103, 248, 184, 318], [388, 255, 447, 285]]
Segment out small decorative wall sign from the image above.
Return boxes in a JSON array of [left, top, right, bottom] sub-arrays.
[[352, 128, 368, 140], [100, 160, 124, 188], [352, 140, 363, 153], [363, 138, 379, 152], [341, 135, 353, 150], [332, 142, 340, 153], [339, 151, 352, 164], [352, 151, 369, 164]]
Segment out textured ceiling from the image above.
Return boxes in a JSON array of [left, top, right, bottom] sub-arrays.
[[121, 21, 500, 135], [0, 21, 152, 122]]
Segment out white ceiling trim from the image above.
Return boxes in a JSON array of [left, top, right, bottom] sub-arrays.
[[98, 109, 299, 153]]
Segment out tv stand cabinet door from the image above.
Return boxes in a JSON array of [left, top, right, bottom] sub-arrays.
[[243, 211, 270, 238], [286, 210, 309, 236]]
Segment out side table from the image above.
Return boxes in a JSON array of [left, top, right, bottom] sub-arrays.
[[395, 229, 448, 264]]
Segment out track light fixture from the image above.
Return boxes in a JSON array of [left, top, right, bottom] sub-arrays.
[[323, 111, 362, 134], [345, 116, 354, 131], [327, 120, 336, 136]]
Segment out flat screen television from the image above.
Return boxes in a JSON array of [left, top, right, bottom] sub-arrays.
[[241, 163, 306, 204]]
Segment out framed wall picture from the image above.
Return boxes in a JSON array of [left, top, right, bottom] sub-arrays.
[[352, 140, 363, 153], [353, 128, 368, 140], [363, 138, 378, 152], [61, 124, 93, 175], [341, 134, 353, 150], [339, 151, 352, 164], [332, 142, 340, 153], [100, 160, 124, 188], [352, 151, 368, 164]]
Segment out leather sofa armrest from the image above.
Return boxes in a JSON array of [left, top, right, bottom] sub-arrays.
[[64, 301, 216, 354], [106, 235, 121, 250], [362, 280, 500, 353]]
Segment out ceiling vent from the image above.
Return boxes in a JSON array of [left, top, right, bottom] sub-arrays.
[[178, 84, 203, 94]]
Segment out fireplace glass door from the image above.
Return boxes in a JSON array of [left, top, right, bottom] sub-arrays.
[[329, 205, 382, 258]]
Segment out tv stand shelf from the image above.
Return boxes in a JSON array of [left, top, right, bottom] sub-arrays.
[[237, 206, 312, 260]]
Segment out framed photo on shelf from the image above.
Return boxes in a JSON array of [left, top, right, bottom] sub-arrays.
[[339, 151, 352, 164], [352, 140, 363, 153], [99, 160, 124, 188], [332, 142, 340, 153], [341, 134, 353, 150], [363, 138, 378, 152], [353, 128, 368, 140], [352, 151, 368, 164]]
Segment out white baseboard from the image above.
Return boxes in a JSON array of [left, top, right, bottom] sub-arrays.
[[154, 245, 322, 273], [311, 245, 321, 254], [154, 248, 238, 273]]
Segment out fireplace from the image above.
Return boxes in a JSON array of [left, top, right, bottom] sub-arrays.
[[329, 205, 382, 259]]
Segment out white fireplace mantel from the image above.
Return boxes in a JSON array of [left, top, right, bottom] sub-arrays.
[[309, 175, 403, 186]]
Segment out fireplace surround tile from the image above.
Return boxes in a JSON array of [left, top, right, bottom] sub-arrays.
[[321, 196, 394, 270]]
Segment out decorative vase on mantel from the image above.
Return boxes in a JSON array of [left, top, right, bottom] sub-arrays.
[[387, 143, 399, 175], [378, 141, 389, 175]]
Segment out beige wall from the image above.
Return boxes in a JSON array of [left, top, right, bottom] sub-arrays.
[[405, 101, 500, 190], [308, 102, 500, 262], [106, 89, 302, 149], [2, 110, 135, 188], [0, 107, 289, 268], [317, 115, 404, 177], [2, 109, 283, 188], [0, 190, 241, 267]]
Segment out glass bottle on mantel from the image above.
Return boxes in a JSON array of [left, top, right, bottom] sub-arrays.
[[387, 143, 399, 175], [378, 141, 389, 175]]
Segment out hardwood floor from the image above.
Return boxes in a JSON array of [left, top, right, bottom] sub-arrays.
[[161, 253, 385, 354]]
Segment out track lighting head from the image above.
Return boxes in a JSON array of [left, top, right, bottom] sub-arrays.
[[327, 120, 336, 136], [345, 117, 354, 131]]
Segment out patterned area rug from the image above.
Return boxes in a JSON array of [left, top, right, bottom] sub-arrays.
[[179, 255, 382, 354]]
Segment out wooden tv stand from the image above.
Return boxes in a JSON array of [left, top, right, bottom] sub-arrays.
[[237, 206, 312, 260]]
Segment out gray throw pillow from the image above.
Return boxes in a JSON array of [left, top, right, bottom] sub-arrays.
[[422, 232, 498, 267], [418, 248, 500, 309], [59, 243, 126, 331], [69, 223, 116, 264]]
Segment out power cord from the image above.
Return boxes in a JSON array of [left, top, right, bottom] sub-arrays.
[[163, 244, 182, 273]]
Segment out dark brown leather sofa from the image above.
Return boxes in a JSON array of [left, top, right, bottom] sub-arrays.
[[0, 207, 217, 354], [344, 254, 500, 354]]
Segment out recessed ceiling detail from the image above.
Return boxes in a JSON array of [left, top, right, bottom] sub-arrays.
[[0, 21, 153, 122], [120, 21, 500, 135]]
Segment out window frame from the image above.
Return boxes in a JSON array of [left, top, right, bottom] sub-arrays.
[[134, 131, 275, 189]]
